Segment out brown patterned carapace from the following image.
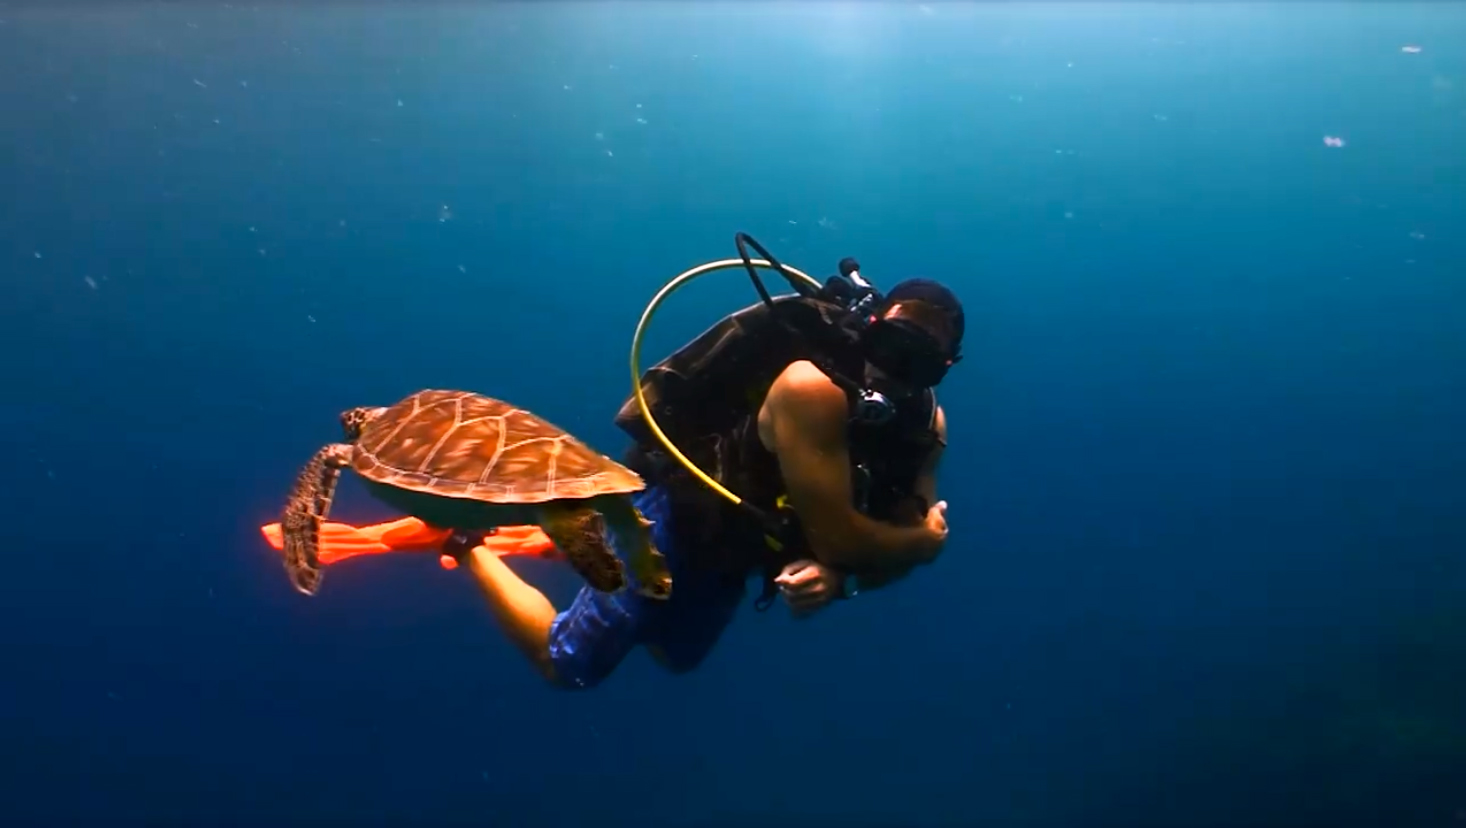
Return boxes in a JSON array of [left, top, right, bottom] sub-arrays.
[[350, 389, 642, 503]]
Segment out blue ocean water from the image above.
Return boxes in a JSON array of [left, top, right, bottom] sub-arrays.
[[1, 2, 1463, 825]]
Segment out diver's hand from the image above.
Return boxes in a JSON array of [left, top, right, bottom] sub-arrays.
[[775, 559, 844, 618], [917, 500, 949, 561]]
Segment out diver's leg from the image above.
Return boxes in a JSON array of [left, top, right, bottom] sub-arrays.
[[623, 486, 748, 675], [542, 583, 644, 690], [457, 536, 643, 690], [459, 483, 721, 689], [642, 570, 745, 676], [461, 545, 560, 682]]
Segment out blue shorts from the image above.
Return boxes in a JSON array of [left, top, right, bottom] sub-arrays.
[[546, 484, 748, 690]]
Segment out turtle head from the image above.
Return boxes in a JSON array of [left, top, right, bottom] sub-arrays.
[[340, 406, 386, 441]]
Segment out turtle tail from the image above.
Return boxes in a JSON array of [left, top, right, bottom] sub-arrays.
[[281, 443, 352, 596]]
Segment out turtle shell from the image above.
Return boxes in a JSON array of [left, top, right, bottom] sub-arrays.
[[351, 389, 643, 504]]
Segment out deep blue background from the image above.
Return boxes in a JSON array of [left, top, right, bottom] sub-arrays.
[[1, 3, 1463, 826]]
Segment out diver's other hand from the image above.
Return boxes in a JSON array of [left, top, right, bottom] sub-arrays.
[[775, 559, 842, 617], [917, 500, 949, 561]]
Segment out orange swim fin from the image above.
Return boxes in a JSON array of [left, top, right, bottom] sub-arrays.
[[260, 517, 558, 570]]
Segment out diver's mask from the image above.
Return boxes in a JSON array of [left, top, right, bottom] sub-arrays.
[[852, 298, 961, 425]]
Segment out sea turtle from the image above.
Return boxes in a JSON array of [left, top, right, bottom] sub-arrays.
[[279, 389, 672, 601]]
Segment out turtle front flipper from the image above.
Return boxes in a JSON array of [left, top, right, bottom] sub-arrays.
[[281, 443, 353, 596], [595, 495, 672, 601], [536, 502, 628, 594]]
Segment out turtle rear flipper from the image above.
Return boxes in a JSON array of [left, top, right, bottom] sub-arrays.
[[281, 444, 353, 596], [595, 494, 672, 600], [537, 502, 628, 594]]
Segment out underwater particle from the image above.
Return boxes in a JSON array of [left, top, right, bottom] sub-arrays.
[[33, 251, 41, 259], [1323, 135, 1346, 148], [457, 264, 466, 273], [240, 80, 248, 88], [594, 131, 604, 141], [1153, 113, 1168, 122], [1401, 44, 1422, 54], [1064, 211, 1074, 220], [635, 117, 647, 125], [396, 99, 403, 107], [438, 204, 453, 222], [193, 78, 207, 88], [258, 248, 266, 256], [248, 226, 256, 233], [84, 275, 97, 290], [563, 84, 572, 91], [307, 314, 317, 323], [1409, 231, 1425, 240], [605, 149, 614, 157], [1009, 94, 1024, 103]]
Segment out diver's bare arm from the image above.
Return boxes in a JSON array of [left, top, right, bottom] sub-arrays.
[[840, 408, 948, 592], [769, 367, 936, 571]]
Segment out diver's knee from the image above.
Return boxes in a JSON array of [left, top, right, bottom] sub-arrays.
[[543, 591, 637, 691], [544, 630, 616, 691], [544, 659, 610, 691]]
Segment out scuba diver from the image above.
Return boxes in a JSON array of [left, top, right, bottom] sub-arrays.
[[266, 234, 964, 689]]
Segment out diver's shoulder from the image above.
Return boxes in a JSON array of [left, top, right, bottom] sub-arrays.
[[775, 359, 841, 394], [769, 360, 845, 410]]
